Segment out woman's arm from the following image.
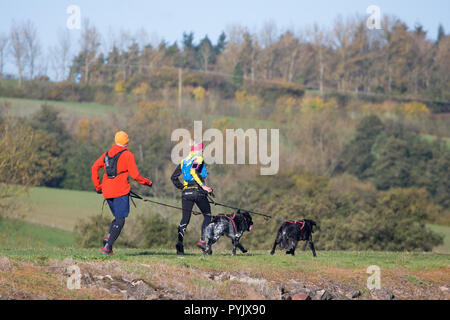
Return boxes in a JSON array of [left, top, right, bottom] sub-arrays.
[[171, 164, 185, 190]]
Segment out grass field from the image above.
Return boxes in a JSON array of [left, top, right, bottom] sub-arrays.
[[0, 97, 120, 119], [1, 247, 448, 273], [0, 218, 75, 249], [1, 186, 449, 300], [0, 246, 448, 300]]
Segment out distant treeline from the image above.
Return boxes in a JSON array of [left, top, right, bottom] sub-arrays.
[[1, 15, 449, 110]]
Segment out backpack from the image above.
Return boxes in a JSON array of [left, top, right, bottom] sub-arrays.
[[104, 149, 128, 178]]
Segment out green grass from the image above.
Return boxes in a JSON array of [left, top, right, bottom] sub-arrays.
[[0, 218, 75, 249], [427, 224, 450, 254], [0, 97, 120, 119], [16, 187, 105, 231], [0, 247, 448, 273]]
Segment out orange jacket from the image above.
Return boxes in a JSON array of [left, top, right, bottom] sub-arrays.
[[92, 145, 151, 199]]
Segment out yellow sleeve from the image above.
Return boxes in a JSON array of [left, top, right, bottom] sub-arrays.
[[190, 156, 204, 186]]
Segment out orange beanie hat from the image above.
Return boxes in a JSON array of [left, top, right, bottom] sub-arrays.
[[115, 131, 129, 146]]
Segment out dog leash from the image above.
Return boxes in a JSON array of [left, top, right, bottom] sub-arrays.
[[129, 190, 288, 223], [129, 190, 205, 216], [207, 194, 274, 221]]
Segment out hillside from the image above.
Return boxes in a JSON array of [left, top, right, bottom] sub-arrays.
[[0, 247, 449, 300], [1, 187, 449, 300]]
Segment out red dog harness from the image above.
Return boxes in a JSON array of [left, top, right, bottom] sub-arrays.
[[286, 220, 305, 230], [215, 213, 237, 233], [214, 213, 252, 233]]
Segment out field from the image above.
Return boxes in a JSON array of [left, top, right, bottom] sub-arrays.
[[0, 186, 448, 300], [0, 97, 120, 119]]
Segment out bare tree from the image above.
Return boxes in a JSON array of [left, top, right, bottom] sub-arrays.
[[49, 29, 71, 81], [9, 22, 26, 86], [79, 19, 101, 83], [258, 21, 278, 80], [310, 24, 330, 95], [0, 33, 8, 77], [22, 20, 41, 80], [332, 15, 353, 91]]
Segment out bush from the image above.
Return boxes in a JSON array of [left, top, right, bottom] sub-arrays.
[[221, 169, 444, 251], [74, 211, 197, 249]]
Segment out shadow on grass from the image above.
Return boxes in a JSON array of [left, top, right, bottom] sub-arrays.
[[124, 249, 268, 258], [124, 250, 197, 257]]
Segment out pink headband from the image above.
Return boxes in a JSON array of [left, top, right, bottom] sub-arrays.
[[190, 143, 204, 151]]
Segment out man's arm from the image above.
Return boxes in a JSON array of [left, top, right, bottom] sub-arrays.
[[127, 151, 152, 186], [171, 164, 185, 190]]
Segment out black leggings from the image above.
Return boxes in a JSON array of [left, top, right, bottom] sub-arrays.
[[178, 189, 211, 243], [105, 218, 125, 250]]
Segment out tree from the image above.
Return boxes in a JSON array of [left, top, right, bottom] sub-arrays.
[[258, 21, 278, 80], [198, 35, 213, 71], [310, 24, 330, 95], [79, 19, 101, 83], [275, 31, 300, 82], [370, 137, 411, 190], [232, 62, 244, 86], [28, 104, 70, 144], [332, 15, 352, 91], [0, 33, 8, 78], [239, 32, 257, 82], [9, 21, 26, 86], [49, 29, 71, 81], [425, 146, 450, 208], [334, 115, 385, 178], [214, 31, 227, 55], [21, 20, 41, 80], [432, 36, 450, 100], [179, 32, 198, 69], [437, 24, 445, 44]]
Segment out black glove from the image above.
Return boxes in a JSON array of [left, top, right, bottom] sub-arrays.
[[96, 189, 102, 194]]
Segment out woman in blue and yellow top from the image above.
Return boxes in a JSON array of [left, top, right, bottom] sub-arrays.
[[170, 140, 213, 255]]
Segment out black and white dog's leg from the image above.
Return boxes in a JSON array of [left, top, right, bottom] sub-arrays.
[[204, 224, 216, 255], [290, 241, 298, 256], [308, 235, 317, 257], [231, 237, 237, 256], [205, 238, 214, 255], [270, 229, 282, 255], [235, 237, 248, 253], [302, 241, 308, 251], [286, 239, 296, 255]]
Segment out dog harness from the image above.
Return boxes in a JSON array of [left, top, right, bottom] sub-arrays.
[[215, 213, 237, 233], [286, 220, 305, 230], [214, 213, 253, 234]]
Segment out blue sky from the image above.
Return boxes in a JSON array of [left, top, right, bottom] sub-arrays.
[[0, 0, 449, 76]]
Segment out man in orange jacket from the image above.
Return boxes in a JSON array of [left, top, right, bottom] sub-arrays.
[[92, 131, 152, 255]]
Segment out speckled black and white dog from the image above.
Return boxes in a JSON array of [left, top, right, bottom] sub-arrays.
[[270, 219, 317, 257], [204, 209, 253, 256]]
